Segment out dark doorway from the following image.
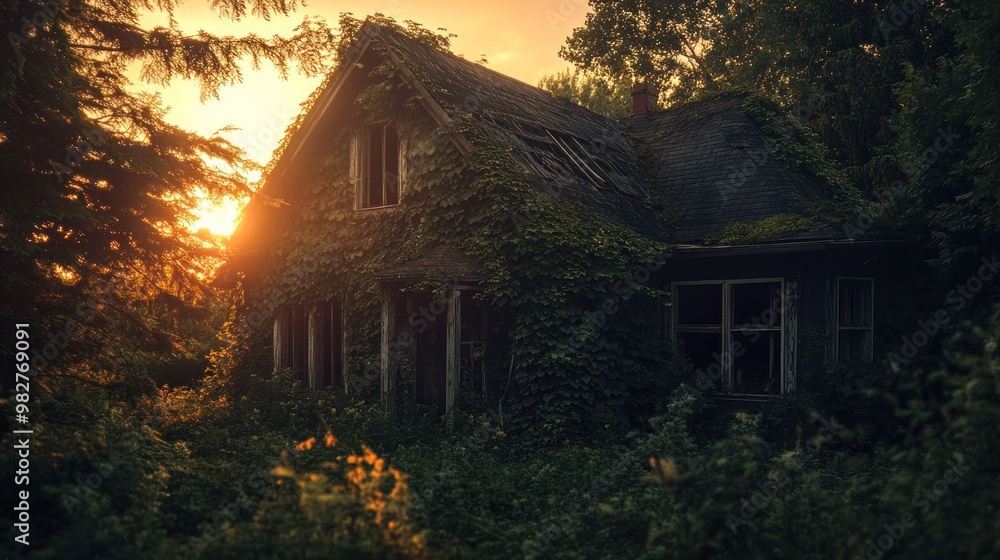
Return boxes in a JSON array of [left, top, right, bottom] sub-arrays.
[[412, 293, 448, 414]]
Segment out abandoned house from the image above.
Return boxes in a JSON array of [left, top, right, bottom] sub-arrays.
[[216, 21, 906, 423]]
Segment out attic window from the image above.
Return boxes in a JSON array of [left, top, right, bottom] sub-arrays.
[[354, 122, 402, 209]]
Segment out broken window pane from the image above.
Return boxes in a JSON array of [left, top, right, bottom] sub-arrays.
[[731, 330, 781, 395]]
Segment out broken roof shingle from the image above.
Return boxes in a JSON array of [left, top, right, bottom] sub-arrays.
[[372, 24, 664, 240]]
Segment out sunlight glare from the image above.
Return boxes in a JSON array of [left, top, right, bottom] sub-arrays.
[[191, 196, 243, 237]]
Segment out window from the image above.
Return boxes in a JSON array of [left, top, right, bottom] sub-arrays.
[[835, 278, 873, 363], [459, 291, 489, 399], [274, 304, 308, 381], [355, 122, 402, 209], [275, 301, 344, 388], [673, 279, 786, 396], [308, 300, 344, 389]]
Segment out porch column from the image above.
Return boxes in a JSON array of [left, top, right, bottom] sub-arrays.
[[445, 288, 461, 416], [380, 286, 396, 413], [307, 305, 321, 389], [272, 313, 281, 375]]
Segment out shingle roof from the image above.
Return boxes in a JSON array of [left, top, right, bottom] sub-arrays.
[[372, 24, 664, 240], [627, 95, 838, 242], [221, 22, 865, 289]]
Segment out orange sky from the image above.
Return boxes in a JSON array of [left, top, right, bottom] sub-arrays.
[[147, 1, 591, 234]]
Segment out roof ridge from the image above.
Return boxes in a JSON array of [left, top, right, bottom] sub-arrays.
[[364, 21, 621, 128]]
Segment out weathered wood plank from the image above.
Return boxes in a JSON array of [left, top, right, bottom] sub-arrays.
[[381, 287, 395, 413], [445, 288, 461, 416]]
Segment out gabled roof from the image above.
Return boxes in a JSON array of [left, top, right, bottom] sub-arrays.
[[628, 95, 842, 243], [371, 24, 662, 239], [220, 21, 865, 287]]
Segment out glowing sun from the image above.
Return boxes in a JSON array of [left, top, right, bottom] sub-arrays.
[[191, 196, 243, 237]]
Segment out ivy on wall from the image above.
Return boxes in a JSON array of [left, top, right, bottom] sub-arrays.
[[223, 22, 677, 440]]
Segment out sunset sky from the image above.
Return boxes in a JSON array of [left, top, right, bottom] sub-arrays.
[[148, 1, 592, 234]]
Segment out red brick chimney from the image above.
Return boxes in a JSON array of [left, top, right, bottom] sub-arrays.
[[631, 82, 658, 117]]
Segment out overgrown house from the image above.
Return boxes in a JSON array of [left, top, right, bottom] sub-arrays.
[[217, 22, 906, 428]]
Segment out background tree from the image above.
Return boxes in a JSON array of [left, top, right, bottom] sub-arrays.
[[0, 0, 334, 389], [538, 69, 631, 118], [887, 0, 1000, 278], [560, 0, 953, 194]]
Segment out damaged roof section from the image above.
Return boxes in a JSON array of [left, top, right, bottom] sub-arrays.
[[225, 21, 870, 288], [371, 24, 663, 240]]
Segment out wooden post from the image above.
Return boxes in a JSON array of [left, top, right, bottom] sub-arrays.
[[307, 305, 320, 389], [445, 288, 461, 417], [381, 286, 396, 413], [272, 312, 282, 375], [338, 301, 347, 391]]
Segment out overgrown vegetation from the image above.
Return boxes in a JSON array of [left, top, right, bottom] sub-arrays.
[[4, 308, 999, 558], [3, 3, 999, 559], [228, 15, 673, 441]]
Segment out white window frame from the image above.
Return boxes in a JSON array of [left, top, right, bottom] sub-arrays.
[[833, 277, 874, 364], [671, 278, 788, 397], [351, 121, 406, 210]]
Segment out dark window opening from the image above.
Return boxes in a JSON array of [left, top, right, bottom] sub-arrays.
[[729, 282, 782, 395], [677, 283, 723, 326], [460, 291, 488, 400], [836, 278, 873, 363], [314, 300, 344, 389], [732, 330, 780, 394], [674, 280, 785, 396], [361, 123, 400, 208], [275, 304, 308, 384]]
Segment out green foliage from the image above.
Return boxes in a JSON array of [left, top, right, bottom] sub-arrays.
[[705, 213, 813, 245], [11, 308, 1000, 558], [559, 0, 951, 193], [538, 70, 631, 118], [229, 17, 677, 439], [884, 0, 1000, 276]]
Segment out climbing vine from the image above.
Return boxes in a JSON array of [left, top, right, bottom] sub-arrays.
[[222, 18, 676, 441]]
